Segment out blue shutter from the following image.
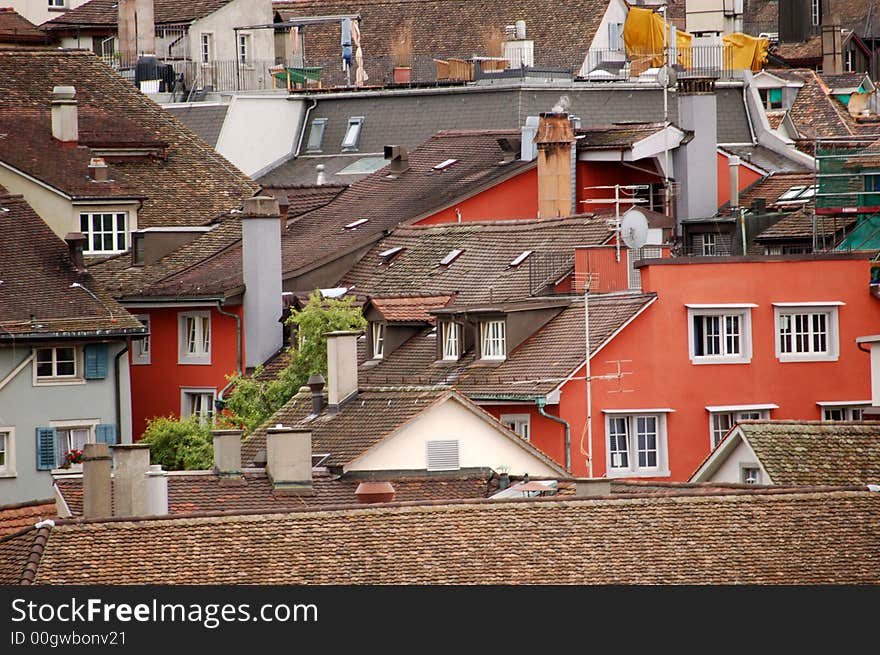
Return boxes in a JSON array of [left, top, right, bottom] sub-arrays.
[[95, 424, 117, 445], [84, 343, 108, 379], [36, 427, 57, 470]]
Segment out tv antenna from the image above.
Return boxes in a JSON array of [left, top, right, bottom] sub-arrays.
[[580, 184, 650, 262]]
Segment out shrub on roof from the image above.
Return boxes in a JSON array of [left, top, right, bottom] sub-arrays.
[[140, 415, 214, 471]]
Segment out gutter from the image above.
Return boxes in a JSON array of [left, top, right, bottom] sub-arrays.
[[293, 98, 318, 158], [215, 300, 242, 408], [114, 344, 128, 441], [536, 397, 571, 472]]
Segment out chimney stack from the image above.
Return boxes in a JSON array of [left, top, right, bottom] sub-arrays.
[[111, 444, 151, 517], [89, 157, 109, 182], [821, 17, 843, 76], [118, 0, 156, 62], [307, 373, 325, 415], [574, 478, 613, 497], [325, 331, 360, 411], [266, 425, 313, 493], [51, 86, 78, 144], [241, 195, 283, 368], [355, 481, 396, 503], [534, 112, 575, 218], [672, 78, 718, 227], [728, 155, 741, 210], [384, 145, 410, 175], [82, 443, 112, 519], [145, 464, 168, 515], [212, 429, 243, 480], [64, 232, 87, 272]]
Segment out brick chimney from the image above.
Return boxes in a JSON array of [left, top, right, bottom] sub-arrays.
[[534, 112, 575, 218], [266, 425, 313, 493], [64, 232, 87, 272], [241, 196, 283, 368], [118, 0, 156, 61], [82, 443, 112, 519], [821, 16, 843, 76], [672, 78, 718, 226], [89, 158, 110, 182], [212, 429, 243, 480], [111, 444, 150, 517], [325, 331, 360, 412], [51, 86, 78, 144]]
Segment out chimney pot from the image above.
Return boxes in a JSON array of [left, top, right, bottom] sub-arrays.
[[325, 331, 360, 411], [316, 164, 327, 186], [355, 480, 396, 503], [307, 373, 326, 415], [51, 85, 78, 144], [111, 444, 151, 517], [384, 145, 410, 175], [65, 232, 87, 272], [535, 112, 575, 218], [145, 464, 169, 516], [266, 425, 313, 493], [82, 443, 112, 519], [212, 429, 243, 478], [89, 157, 110, 182]]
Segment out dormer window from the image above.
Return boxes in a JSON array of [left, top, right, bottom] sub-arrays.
[[758, 87, 783, 110], [341, 116, 364, 151], [372, 322, 385, 359], [480, 319, 506, 360], [80, 212, 128, 254], [441, 322, 459, 360]]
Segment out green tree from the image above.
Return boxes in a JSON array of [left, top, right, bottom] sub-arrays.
[[140, 415, 214, 471], [223, 289, 366, 433]]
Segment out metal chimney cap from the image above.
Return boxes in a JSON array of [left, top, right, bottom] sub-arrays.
[[52, 85, 76, 100], [307, 373, 326, 392]]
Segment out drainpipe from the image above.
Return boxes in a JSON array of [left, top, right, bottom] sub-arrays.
[[215, 300, 243, 408], [536, 397, 570, 471], [294, 98, 318, 158], [114, 344, 129, 441]]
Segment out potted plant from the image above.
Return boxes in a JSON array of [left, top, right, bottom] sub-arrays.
[[62, 448, 84, 471], [390, 23, 413, 84]]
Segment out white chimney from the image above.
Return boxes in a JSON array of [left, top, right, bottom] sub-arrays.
[[241, 196, 283, 368], [672, 78, 718, 225], [213, 429, 243, 479], [266, 425, 312, 492], [51, 86, 78, 144], [111, 444, 150, 517], [145, 464, 168, 516], [82, 442, 112, 519], [325, 330, 359, 411], [729, 155, 741, 209]]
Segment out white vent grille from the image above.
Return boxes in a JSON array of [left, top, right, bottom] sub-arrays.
[[426, 439, 460, 471]]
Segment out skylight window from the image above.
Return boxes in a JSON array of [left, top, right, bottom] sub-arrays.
[[379, 246, 403, 263], [777, 185, 816, 202], [509, 250, 533, 267], [345, 218, 369, 229], [306, 118, 327, 153], [433, 158, 458, 170], [341, 116, 364, 151], [439, 249, 464, 266]]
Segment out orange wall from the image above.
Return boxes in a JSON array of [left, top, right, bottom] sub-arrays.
[[577, 161, 664, 213], [481, 403, 568, 467], [128, 304, 243, 438], [416, 168, 538, 224], [717, 151, 763, 208]]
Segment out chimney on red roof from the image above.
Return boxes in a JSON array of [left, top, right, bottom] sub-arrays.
[[64, 232, 87, 272], [111, 444, 151, 517], [51, 86, 78, 144], [355, 481, 396, 503], [212, 429, 243, 481], [266, 425, 313, 493], [535, 111, 575, 218], [82, 442, 112, 519], [88, 157, 109, 182]]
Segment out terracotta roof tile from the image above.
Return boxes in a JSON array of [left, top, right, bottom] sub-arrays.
[[0, 8, 49, 44], [43, 0, 237, 28], [738, 171, 816, 210], [755, 206, 857, 240], [370, 295, 452, 323], [13, 489, 880, 584], [0, 500, 56, 538]]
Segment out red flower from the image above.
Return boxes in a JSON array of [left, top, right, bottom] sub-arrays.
[[64, 449, 84, 465]]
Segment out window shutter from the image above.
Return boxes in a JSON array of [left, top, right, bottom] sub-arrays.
[[36, 427, 57, 470], [426, 439, 460, 471], [95, 424, 117, 445], [84, 343, 108, 379]]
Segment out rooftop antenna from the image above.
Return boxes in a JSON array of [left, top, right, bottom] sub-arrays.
[[620, 208, 649, 250], [580, 184, 650, 261]]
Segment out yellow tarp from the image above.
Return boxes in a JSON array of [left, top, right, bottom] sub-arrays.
[[622, 6, 768, 72]]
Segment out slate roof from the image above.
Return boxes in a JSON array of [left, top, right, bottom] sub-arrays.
[[370, 295, 453, 323], [43, 0, 237, 29], [0, 8, 49, 44], [340, 216, 613, 305], [0, 500, 56, 538], [7, 488, 880, 584], [0, 188, 144, 338], [576, 123, 667, 150], [0, 49, 256, 228], [360, 294, 655, 396], [261, 184, 347, 219], [54, 470, 495, 516], [737, 420, 880, 486], [721, 144, 811, 173], [163, 104, 229, 148]]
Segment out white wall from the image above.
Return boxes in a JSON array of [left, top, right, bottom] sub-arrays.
[[188, 0, 274, 63], [578, 0, 629, 77], [704, 438, 768, 484], [4, 0, 90, 27], [346, 398, 562, 477], [216, 96, 305, 177]]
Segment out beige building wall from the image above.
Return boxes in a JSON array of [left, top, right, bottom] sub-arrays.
[[346, 398, 562, 477], [704, 438, 768, 484], [190, 0, 274, 63]]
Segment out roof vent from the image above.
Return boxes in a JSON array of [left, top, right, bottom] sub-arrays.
[[355, 481, 396, 504], [384, 144, 409, 176]]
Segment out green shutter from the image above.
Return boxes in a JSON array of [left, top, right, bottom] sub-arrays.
[[36, 427, 57, 470], [84, 343, 108, 379], [95, 424, 117, 445], [769, 88, 783, 103]]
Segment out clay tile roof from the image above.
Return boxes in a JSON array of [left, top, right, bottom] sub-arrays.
[[0, 522, 51, 585], [738, 172, 816, 210], [370, 295, 452, 323], [262, 184, 348, 220], [739, 420, 880, 486], [772, 35, 821, 62], [10, 489, 880, 584], [576, 123, 667, 150], [0, 8, 48, 44], [766, 111, 786, 130], [786, 70, 879, 140], [0, 500, 56, 538], [0, 49, 256, 228], [43, 0, 237, 28], [55, 470, 494, 516], [755, 206, 856, 241], [0, 188, 144, 337], [822, 72, 865, 91]]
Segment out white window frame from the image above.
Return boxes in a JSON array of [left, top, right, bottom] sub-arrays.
[[741, 465, 762, 484], [306, 118, 327, 153], [700, 233, 717, 256], [371, 322, 385, 359], [238, 32, 252, 65], [603, 410, 672, 478], [441, 322, 459, 361], [79, 211, 128, 254], [706, 404, 776, 449], [49, 419, 100, 471], [49, 0, 67, 7], [200, 32, 214, 64], [818, 401, 870, 421], [480, 319, 506, 360], [341, 116, 364, 151], [181, 388, 216, 425], [32, 346, 84, 386], [686, 304, 755, 365], [773, 303, 841, 362], [131, 314, 151, 365], [178, 311, 211, 365], [0, 427, 15, 478], [811, 0, 821, 26], [501, 414, 531, 441]]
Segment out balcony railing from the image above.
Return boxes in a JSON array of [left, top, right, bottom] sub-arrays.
[[581, 45, 737, 81]]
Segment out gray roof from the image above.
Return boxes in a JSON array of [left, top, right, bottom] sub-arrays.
[[722, 144, 812, 173], [163, 103, 229, 148]]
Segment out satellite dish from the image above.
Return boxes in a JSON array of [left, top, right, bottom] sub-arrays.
[[621, 209, 649, 250]]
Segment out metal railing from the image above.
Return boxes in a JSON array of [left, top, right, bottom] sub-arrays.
[[581, 45, 738, 81], [102, 53, 281, 92]]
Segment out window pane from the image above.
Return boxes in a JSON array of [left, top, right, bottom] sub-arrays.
[[0, 433, 5, 467], [725, 315, 740, 355], [92, 234, 102, 251], [187, 317, 197, 353], [103, 234, 113, 251], [636, 416, 657, 468], [80, 214, 89, 232], [201, 316, 210, 353], [705, 316, 720, 355], [609, 417, 629, 468]]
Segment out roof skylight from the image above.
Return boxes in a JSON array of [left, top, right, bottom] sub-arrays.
[[509, 250, 533, 267], [777, 185, 816, 202], [345, 218, 369, 229], [433, 158, 458, 170], [439, 249, 464, 266], [379, 246, 404, 263]]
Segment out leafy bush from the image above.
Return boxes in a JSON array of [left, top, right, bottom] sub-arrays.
[[140, 415, 214, 471]]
